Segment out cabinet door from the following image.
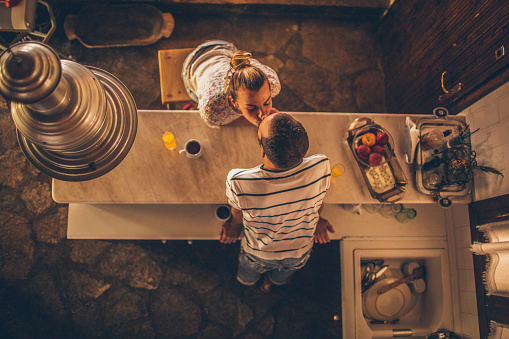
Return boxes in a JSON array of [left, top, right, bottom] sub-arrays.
[[381, 0, 509, 115]]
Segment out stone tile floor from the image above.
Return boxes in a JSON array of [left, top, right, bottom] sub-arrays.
[[0, 3, 385, 338]]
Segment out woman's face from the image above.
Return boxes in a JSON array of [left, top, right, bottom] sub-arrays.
[[230, 81, 273, 126]]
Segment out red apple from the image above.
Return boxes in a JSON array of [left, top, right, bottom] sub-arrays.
[[376, 132, 389, 145], [362, 133, 376, 146], [368, 152, 383, 166], [356, 144, 371, 160], [372, 144, 385, 155]]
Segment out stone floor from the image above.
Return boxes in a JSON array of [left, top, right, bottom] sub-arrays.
[[0, 3, 386, 338]]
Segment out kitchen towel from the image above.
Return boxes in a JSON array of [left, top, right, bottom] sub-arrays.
[[470, 220, 509, 297], [488, 321, 509, 339]]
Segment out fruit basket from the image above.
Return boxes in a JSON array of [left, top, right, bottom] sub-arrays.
[[351, 125, 394, 167], [347, 118, 408, 202]]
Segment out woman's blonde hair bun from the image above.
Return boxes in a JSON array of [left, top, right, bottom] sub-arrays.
[[224, 49, 269, 99], [230, 50, 252, 70]]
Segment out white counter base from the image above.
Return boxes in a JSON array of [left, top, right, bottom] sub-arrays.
[[67, 203, 448, 240]]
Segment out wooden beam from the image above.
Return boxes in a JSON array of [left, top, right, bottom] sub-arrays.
[[168, 0, 391, 9]]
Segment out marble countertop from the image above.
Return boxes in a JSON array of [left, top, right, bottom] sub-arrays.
[[52, 111, 472, 204]]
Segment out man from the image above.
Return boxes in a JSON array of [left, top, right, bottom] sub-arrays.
[[220, 113, 334, 291]]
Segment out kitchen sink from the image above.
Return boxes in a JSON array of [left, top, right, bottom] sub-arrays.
[[341, 237, 454, 338]]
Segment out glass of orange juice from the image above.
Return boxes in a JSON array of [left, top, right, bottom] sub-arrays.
[[162, 131, 176, 150], [331, 163, 345, 179]]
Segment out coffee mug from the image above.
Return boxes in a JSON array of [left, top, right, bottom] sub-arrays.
[[215, 205, 231, 222], [179, 139, 202, 159]]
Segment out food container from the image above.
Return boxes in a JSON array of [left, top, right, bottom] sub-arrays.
[[347, 118, 408, 202]]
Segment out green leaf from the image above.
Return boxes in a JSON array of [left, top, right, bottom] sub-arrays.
[[473, 165, 504, 177]]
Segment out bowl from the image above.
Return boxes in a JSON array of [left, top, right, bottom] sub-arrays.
[[362, 277, 417, 321], [351, 125, 395, 167]]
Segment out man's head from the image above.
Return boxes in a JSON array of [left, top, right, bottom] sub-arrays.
[[258, 113, 309, 170]]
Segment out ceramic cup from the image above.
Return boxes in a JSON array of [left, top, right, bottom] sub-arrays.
[[408, 278, 427, 294], [402, 261, 420, 275], [215, 205, 231, 222], [179, 139, 202, 159]]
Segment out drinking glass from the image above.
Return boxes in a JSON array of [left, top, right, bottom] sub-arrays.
[[395, 208, 417, 223], [380, 203, 403, 218], [331, 163, 345, 179], [162, 131, 176, 150], [362, 204, 382, 214]]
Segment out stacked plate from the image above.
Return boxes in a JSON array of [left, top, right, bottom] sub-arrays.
[[362, 277, 418, 321]]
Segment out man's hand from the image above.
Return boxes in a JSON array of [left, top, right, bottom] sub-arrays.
[[219, 220, 242, 244], [314, 217, 335, 244], [219, 207, 243, 244]]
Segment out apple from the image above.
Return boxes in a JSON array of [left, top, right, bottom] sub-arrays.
[[368, 152, 383, 166], [362, 132, 376, 146], [376, 132, 389, 145], [372, 144, 385, 155], [356, 144, 371, 160]]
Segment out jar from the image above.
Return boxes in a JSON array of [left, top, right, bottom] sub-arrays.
[[421, 130, 445, 150]]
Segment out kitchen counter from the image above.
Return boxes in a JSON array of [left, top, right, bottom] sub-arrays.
[[52, 111, 472, 204], [66, 203, 448, 239]]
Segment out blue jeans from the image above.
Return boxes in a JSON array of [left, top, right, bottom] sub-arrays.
[[237, 248, 312, 286]]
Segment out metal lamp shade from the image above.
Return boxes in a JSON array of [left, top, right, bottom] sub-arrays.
[[0, 42, 137, 181]]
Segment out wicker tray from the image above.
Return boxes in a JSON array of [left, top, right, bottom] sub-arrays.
[[347, 118, 408, 202]]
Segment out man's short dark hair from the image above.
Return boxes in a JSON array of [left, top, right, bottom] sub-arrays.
[[261, 114, 309, 170]]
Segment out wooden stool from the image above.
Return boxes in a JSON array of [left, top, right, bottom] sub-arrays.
[[158, 48, 194, 109]]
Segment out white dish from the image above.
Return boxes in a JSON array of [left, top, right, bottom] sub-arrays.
[[362, 277, 416, 321]]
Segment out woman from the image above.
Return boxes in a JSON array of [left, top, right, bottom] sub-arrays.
[[182, 40, 281, 127]]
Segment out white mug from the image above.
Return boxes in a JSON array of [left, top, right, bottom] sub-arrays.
[[215, 205, 231, 222], [179, 139, 202, 159]]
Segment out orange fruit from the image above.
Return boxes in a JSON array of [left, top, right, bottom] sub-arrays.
[[361, 132, 376, 146]]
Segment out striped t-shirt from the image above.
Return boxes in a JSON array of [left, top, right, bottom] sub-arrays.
[[226, 154, 331, 260]]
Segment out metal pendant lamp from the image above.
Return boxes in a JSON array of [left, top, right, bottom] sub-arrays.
[[0, 41, 137, 181]]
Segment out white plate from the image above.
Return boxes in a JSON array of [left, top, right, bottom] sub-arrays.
[[362, 277, 416, 321]]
